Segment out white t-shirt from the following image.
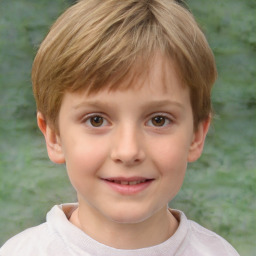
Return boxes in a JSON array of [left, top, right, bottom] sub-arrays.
[[0, 203, 240, 256]]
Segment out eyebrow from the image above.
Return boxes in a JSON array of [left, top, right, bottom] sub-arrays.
[[72, 99, 184, 110], [72, 101, 112, 110], [142, 100, 184, 109]]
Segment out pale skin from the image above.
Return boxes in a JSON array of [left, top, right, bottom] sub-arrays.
[[37, 55, 210, 249]]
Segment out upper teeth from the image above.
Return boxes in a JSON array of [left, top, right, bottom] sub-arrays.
[[114, 180, 146, 185]]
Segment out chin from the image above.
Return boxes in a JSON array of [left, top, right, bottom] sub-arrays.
[[107, 207, 154, 225]]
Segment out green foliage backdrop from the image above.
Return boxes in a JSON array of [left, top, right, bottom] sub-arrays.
[[0, 0, 255, 255]]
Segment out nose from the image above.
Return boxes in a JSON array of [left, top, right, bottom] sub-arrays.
[[110, 124, 146, 166]]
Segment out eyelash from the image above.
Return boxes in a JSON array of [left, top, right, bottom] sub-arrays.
[[81, 113, 173, 128], [82, 114, 110, 128], [146, 113, 173, 128]]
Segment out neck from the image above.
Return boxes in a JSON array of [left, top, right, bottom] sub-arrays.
[[69, 205, 179, 249]]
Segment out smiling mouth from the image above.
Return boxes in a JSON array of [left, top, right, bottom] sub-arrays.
[[107, 179, 148, 185], [102, 177, 154, 194], [104, 178, 154, 186]]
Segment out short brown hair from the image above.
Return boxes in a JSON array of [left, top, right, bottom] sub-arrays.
[[32, 0, 217, 131]]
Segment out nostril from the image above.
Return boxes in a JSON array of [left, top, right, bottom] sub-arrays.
[[110, 134, 146, 165], [111, 154, 144, 166]]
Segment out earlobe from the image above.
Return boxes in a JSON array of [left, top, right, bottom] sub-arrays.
[[187, 118, 211, 162], [37, 112, 65, 164]]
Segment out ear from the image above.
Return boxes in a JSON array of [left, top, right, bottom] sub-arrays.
[[37, 112, 65, 164], [187, 117, 211, 162]]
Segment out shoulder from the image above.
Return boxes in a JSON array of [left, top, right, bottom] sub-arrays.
[[0, 204, 76, 256], [0, 223, 50, 255], [187, 219, 240, 256], [170, 209, 240, 256], [0, 222, 70, 256]]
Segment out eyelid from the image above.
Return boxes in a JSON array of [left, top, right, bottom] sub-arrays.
[[145, 112, 174, 127], [81, 113, 111, 127], [148, 112, 174, 120]]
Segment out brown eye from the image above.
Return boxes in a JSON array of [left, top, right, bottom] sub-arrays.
[[151, 116, 166, 126], [89, 116, 104, 127], [147, 115, 171, 127]]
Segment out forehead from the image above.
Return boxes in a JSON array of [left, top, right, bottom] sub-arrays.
[[63, 54, 190, 109], [83, 53, 185, 96]]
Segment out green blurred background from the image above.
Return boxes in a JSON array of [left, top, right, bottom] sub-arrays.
[[0, 0, 255, 255]]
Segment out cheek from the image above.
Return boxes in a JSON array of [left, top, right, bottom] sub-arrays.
[[150, 137, 190, 192], [62, 137, 109, 187], [157, 147, 188, 187], [151, 136, 190, 170]]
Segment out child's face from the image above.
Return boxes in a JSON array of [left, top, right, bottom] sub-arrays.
[[40, 55, 209, 225]]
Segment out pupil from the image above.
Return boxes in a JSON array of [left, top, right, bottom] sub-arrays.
[[91, 116, 103, 127], [153, 116, 165, 126]]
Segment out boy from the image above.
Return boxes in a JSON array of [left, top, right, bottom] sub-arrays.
[[1, 0, 240, 255]]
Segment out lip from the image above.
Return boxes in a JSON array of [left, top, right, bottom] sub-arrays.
[[102, 177, 154, 195]]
